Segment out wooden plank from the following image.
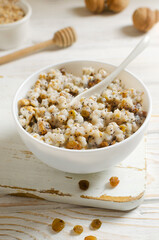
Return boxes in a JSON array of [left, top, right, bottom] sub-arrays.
[[0, 138, 146, 211]]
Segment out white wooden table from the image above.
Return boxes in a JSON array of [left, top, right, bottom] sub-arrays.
[[0, 0, 159, 239]]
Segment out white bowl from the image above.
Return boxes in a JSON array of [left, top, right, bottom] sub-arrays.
[[0, 0, 32, 50], [13, 60, 152, 174]]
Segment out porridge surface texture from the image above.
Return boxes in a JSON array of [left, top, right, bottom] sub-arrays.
[[18, 67, 146, 150]]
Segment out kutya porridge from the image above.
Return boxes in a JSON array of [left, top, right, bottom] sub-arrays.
[[18, 67, 146, 150], [0, 0, 25, 24]]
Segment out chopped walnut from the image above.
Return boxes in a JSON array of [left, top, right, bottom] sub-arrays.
[[18, 99, 30, 108], [99, 141, 109, 148], [66, 140, 82, 150], [109, 176, 120, 187], [37, 120, 51, 135], [88, 79, 101, 88]]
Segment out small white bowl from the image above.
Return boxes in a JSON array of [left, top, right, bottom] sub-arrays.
[[0, 0, 32, 50], [13, 60, 152, 174]]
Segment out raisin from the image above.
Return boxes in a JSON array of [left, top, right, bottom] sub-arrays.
[[79, 180, 89, 190], [60, 68, 66, 75], [73, 225, 83, 234], [52, 218, 65, 232], [109, 176, 119, 187], [90, 219, 102, 230]]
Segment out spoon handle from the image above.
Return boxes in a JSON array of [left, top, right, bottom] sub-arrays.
[[71, 35, 150, 105]]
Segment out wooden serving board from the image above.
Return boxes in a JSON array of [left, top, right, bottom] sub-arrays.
[[0, 138, 146, 211]]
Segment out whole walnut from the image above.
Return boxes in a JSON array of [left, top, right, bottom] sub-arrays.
[[133, 7, 159, 32], [85, 0, 129, 14], [107, 0, 129, 13]]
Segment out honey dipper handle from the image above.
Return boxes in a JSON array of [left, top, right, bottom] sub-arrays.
[[0, 39, 54, 65]]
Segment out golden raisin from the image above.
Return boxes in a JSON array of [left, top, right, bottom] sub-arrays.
[[52, 218, 65, 232], [84, 236, 97, 240], [37, 120, 51, 135], [79, 180, 89, 190], [120, 125, 126, 132], [90, 219, 102, 230], [73, 225, 83, 235], [69, 110, 76, 119], [81, 109, 90, 118], [109, 176, 120, 187]]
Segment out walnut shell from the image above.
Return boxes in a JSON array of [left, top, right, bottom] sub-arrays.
[[107, 0, 129, 13], [133, 7, 159, 32], [85, 0, 105, 13]]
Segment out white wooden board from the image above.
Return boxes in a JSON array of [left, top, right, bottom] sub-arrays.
[[0, 138, 146, 211]]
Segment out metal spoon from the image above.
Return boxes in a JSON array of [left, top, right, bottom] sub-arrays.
[[71, 35, 150, 105]]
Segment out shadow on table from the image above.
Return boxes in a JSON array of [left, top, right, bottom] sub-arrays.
[[70, 7, 114, 17], [121, 25, 145, 37]]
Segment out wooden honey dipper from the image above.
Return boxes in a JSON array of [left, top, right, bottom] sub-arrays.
[[85, 0, 129, 14], [133, 7, 159, 32], [0, 26, 77, 65]]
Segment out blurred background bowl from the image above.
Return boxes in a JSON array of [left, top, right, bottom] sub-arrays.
[[0, 0, 32, 50]]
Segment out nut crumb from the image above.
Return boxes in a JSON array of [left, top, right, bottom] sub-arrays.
[[79, 180, 89, 190], [52, 218, 65, 232], [109, 176, 120, 187]]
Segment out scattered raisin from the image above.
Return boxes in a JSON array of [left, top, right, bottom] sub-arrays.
[[52, 218, 65, 232], [109, 176, 120, 187], [79, 180, 89, 190], [84, 236, 97, 240], [73, 225, 83, 234], [90, 219, 102, 230]]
